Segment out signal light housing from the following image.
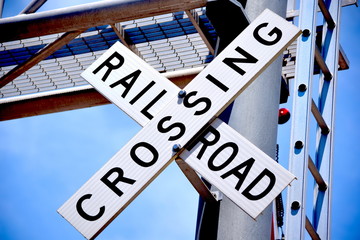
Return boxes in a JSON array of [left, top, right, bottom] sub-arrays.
[[278, 108, 291, 124]]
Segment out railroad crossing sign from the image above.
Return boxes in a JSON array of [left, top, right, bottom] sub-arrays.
[[58, 9, 301, 240]]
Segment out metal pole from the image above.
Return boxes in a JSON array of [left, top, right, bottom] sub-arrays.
[[215, 1, 288, 239], [20, 0, 47, 14], [0, 0, 4, 18], [0, 0, 206, 42]]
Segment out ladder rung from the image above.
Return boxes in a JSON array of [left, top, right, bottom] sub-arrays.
[[318, 0, 336, 29], [311, 99, 330, 134], [306, 216, 321, 240], [308, 156, 328, 191], [315, 46, 332, 80]]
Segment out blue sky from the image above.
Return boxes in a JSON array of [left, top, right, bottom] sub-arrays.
[[0, 1, 359, 240]]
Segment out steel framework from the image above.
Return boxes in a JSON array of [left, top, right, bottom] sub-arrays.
[[0, 0, 356, 239]]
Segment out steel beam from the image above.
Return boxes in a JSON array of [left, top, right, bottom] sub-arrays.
[[0, 0, 207, 42]]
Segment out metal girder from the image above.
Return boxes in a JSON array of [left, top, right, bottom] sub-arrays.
[[0, 0, 207, 42]]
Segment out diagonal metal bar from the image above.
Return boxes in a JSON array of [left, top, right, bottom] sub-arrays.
[[185, 9, 215, 55], [110, 23, 131, 49], [20, 0, 47, 14], [318, 0, 335, 29], [305, 216, 321, 240], [311, 98, 330, 134], [308, 155, 327, 191], [110, 22, 144, 58], [175, 158, 217, 203], [0, 29, 84, 89], [315, 45, 332, 80]]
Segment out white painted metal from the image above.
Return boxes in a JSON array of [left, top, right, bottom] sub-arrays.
[[181, 118, 295, 219], [81, 42, 180, 127], [285, 0, 318, 239], [58, 9, 300, 240], [82, 39, 295, 219]]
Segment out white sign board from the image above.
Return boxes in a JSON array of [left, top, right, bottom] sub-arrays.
[[81, 42, 180, 126], [58, 9, 300, 240]]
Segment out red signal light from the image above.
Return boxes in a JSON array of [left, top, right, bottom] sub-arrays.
[[278, 108, 290, 124]]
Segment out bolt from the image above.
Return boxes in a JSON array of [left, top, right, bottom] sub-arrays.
[[298, 84, 307, 92], [291, 201, 301, 210], [295, 141, 304, 149], [172, 144, 181, 152], [302, 29, 311, 37], [178, 90, 186, 98]]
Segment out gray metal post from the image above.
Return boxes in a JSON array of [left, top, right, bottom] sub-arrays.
[[0, 0, 4, 18], [215, 1, 287, 239]]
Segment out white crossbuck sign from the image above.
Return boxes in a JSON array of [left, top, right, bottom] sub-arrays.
[[58, 9, 301, 239]]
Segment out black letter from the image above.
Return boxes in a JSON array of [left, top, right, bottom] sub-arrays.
[[129, 81, 156, 105], [183, 91, 211, 116], [141, 89, 167, 120], [208, 142, 238, 171], [221, 158, 255, 190], [223, 46, 258, 76], [186, 125, 220, 160], [242, 169, 276, 200], [76, 194, 105, 221], [253, 22, 282, 46], [100, 167, 136, 197], [206, 74, 229, 92], [157, 116, 186, 141], [110, 69, 142, 99], [131, 142, 158, 167], [93, 52, 124, 81]]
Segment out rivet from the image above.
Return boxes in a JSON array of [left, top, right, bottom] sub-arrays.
[[295, 141, 304, 149], [291, 201, 301, 210], [302, 29, 311, 37], [178, 90, 186, 98], [298, 84, 307, 92], [172, 144, 181, 152]]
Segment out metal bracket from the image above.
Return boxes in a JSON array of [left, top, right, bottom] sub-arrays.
[[210, 190, 223, 201]]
